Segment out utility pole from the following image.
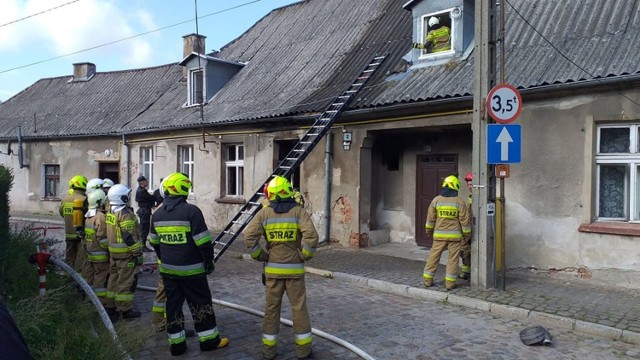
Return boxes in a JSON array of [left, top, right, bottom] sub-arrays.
[[471, 0, 497, 289]]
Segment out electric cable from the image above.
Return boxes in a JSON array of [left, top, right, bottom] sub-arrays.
[[0, 0, 81, 28]]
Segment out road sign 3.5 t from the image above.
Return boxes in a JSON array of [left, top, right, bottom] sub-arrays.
[[487, 84, 522, 124]]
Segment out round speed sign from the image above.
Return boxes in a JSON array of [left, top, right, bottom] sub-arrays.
[[486, 84, 522, 124]]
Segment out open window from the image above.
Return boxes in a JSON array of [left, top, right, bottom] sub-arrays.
[[188, 68, 204, 106], [417, 8, 460, 59]]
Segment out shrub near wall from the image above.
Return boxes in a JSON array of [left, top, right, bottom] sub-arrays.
[[0, 165, 12, 293]]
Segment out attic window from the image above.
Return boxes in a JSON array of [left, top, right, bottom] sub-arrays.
[[416, 8, 460, 59], [189, 68, 204, 105]]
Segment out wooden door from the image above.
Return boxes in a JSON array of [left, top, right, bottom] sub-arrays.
[[415, 154, 457, 247]]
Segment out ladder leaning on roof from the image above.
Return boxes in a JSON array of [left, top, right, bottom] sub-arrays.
[[212, 54, 387, 262]]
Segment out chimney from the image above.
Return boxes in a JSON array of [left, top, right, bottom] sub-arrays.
[[71, 62, 96, 82], [183, 33, 206, 59]]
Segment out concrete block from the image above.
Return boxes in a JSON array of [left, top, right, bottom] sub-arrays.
[[447, 294, 491, 311], [573, 320, 622, 340], [528, 311, 575, 330], [331, 271, 369, 285], [406, 286, 448, 303], [367, 278, 410, 297], [621, 330, 640, 345], [490, 303, 530, 321], [305, 266, 333, 278]]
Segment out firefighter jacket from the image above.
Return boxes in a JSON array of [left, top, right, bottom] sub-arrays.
[[244, 198, 319, 279], [425, 194, 471, 241], [106, 206, 142, 259], [84, 209, 109, 263], [148, 196, 214, 279], [426, 26, 451, 53], [59, 190, 87, 241]]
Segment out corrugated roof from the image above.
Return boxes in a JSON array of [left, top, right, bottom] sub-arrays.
[[2, 0, 639, 138]]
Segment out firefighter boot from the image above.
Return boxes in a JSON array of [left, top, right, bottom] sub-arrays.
[[105, 307, 119, 322], [423, 277, 433, 288], [458, 272, 470, 280], [445, 280, 456, 290], [200, 337, 229, 352], [170, 341, 187, 356], [263, 344, 277, 360]]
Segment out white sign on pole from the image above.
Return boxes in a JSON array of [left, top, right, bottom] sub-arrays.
[[486, 84, 522, 124]]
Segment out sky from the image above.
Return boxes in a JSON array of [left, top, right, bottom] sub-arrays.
[[0, 0, 300, 102]]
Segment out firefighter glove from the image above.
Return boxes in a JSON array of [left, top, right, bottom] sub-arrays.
[[204, 260, 214, 275], [135, 255, 144, 266], [412, 42, 421, 49]]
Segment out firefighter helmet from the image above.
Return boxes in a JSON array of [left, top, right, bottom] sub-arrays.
[[266, 176, 294, 201], [442, 175, 460, 191], [87, 189, 106, 209], [107, 184, 131, 206], [163, 172, 191, 196], [428, 16, 440, 28], [464, 172, 473, 182], [86, 178, 104, 194], [102, 178, 114, 189], [68, 175, 88, 190]]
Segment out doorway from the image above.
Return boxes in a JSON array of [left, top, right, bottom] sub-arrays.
[[99, 162, 120, 184], [415, 154, 457, 247]]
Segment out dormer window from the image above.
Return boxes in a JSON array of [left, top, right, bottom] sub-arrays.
[[189, 68, 204, 105], [417, 8, 460, 60]]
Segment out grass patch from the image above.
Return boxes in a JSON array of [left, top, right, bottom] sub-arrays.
[[2, 228, 152, 360]]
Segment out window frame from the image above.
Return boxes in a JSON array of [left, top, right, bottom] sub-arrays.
[[418, 7, 458, 60], [178, 145, 195, 190], [140, 146, 154, 186], [224, 144, 244, 197], [189, 68, 204, 106], [42, 164, 60, 199], [595, 123, 640, 222]]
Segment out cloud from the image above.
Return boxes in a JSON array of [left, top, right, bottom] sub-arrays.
[[0, 0, 157, 64]]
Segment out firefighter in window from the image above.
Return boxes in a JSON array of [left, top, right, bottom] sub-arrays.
[[412, 16, 451, 54]]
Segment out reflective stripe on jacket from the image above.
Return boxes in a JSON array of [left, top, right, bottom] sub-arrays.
[[106, 207, 142, 259], [425, 26, 451, 53], [84, 211, 109, 262], [425, 195, 471, 241], [244, 201, 319, 279]]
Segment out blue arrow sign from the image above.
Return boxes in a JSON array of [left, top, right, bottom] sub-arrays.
[[487, 124, 521, 164]]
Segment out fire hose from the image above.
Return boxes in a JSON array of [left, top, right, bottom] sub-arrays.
[[137, 284, 376, 360], [28, 252, 132, 360]]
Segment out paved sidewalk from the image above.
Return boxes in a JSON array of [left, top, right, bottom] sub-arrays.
[[12, 212, 640, 346]]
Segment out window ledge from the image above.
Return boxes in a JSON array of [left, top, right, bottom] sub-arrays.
[[578, 221, 640, 237], [215, 197, 246, 205]]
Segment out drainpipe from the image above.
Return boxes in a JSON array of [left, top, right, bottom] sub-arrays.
[[17, 126, 29, 169], [322, 131, 332, 244], [122, 134, 130, 187]]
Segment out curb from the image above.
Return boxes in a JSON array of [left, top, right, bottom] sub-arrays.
[[304, 266, 640, 346], [10, 216, 63, 225]]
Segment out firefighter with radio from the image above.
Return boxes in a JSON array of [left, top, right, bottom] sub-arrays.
[[423, 175, 471, 290], [149, 172, 229, 356], [84, 189, 110, 306], [105, 184, 143, 320], [244, 175, 319, 360], [59, 175, 88, 271]]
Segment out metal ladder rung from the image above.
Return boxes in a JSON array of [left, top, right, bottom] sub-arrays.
[[222, 230, 236, 235], [368, 62, 382, 66], [326, 110, 338, 113], [331, 103, 344, 106], [345, 90, 358, 93], [286, 158, 299, 161], [293, 149, 305, 152], [352, 83, 363, 87], [280, 166, 291, 169], [363, 69, 375, 73], [338, 95, 351, 99]]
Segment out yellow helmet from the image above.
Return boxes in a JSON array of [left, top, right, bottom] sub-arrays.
[[163, 172, 192, 196], [68, 175, 88, 190], [266, 176, 294, 201], [442, 175, 460, 191]]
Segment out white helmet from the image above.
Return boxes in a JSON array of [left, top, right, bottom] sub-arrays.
[[102, 178, 115, 189], [87, 190, 106, 209], [428, 16, 440, 27], [107, 184, 131, 206], [86, 178, 104, 195]]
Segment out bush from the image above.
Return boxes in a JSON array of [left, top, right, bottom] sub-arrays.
[[3, 228, 152, 360]]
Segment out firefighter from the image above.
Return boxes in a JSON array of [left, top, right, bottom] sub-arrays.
[[58, 175, 88, 271], [86, 178, 104, 195], [149, 172, 229, 356], [135, 175, 158, 252], [244, 175, 319, 360], [412, 16, 451, 53], [459, 172, 474, 280], [102, 178, 114, 212], [423, 175, 471, 290], [105, 184, 143, 319], [84, 189, 110, 307]]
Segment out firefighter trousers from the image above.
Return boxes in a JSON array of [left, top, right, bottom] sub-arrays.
[[423, 240, 461, 283], [163, 276, 222, 347], [152, 275, 167, 326], [263, 277, 312, 359], [106, 257, 138, 312], [459, 237, 471, 274], [85, 261, 110, 306], [65, 239, 86, 271]]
